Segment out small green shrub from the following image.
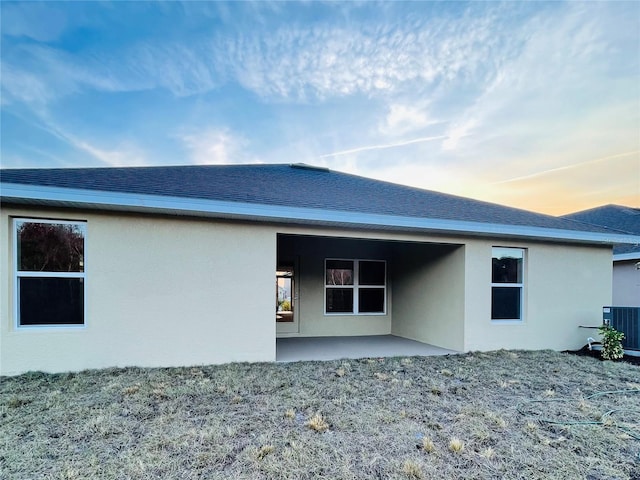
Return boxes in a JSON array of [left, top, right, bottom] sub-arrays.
[[598, 324, 625, 360]]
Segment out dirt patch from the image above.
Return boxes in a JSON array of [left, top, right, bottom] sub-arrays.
[[1, 350, 638, 480]]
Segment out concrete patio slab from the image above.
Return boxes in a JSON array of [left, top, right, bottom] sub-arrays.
[[276, 335, 458, 362]]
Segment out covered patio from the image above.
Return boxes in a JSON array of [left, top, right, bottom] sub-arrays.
[[276, 233, 466, 353], [276, 334, 458, 362]]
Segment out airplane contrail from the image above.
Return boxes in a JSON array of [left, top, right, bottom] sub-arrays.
[[319, 135, 448, 158], [494, 151, 639, 185]]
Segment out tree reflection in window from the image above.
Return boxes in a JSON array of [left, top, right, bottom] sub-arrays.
[[17, 221, 85, 272], [15, 219, 86, 327]]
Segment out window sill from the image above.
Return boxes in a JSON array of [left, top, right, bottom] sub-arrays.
[[15, 324, 87, 331]]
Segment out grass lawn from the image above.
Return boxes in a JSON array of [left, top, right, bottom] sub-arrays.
[[1, 350, 639, 479]]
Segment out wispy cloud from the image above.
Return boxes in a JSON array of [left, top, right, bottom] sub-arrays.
[[0, 3, 515, 105], [49, 132, 147, 168], [123, 42, 220, 97], [177, 128, 250, 165], [0, 63, 54, 106], [2, 45, 133, 107], [1, 2, 70, 42], [1, 2, 637, 213], [437, 2, 637, 158], [68, 137, 148, 168], [379, 103, 439, 136], [6, 109, 149, 167], [224, 10, 508, 102]]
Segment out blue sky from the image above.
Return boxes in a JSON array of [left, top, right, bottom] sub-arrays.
[[1, 1, 638, 214]]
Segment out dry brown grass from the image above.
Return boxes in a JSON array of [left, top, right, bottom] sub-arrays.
[[305, 412, 329, 433], [421, 437, 435, 453], [448, 438, 465, 453], [1, 350, 639, 479]]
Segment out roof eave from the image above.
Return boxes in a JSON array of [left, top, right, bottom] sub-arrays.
[[613, 252, 640, 262], [2, 182, 639, 245]]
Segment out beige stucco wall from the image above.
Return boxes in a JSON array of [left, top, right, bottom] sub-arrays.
[[1, 207, 614, 375], [1, 206, 276, 375], [613, 260, 640, 307], [464, 241, 612, 352], [277, 228, 612, 353], [391, 244, 465, 351]]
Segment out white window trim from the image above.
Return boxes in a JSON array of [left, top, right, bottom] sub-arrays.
[[490, 247, 525, 323], [324, 258, 387, 316], [13, 217, 87, 330]]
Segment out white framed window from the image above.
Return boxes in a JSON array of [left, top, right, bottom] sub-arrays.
[[491, 247, 524, 322], [325, 259, 386, 315], [13, 218, 87, 328]]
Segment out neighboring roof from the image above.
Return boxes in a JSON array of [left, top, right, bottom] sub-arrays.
[[562, 204, 640, 259], [1, 164, 638, 246]]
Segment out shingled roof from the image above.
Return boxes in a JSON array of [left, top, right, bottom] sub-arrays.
[[1, 164, 637, 245], [563, 205, 640, 257]]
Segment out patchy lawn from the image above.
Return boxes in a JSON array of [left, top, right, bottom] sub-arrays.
[[1, 350, 639, 480]]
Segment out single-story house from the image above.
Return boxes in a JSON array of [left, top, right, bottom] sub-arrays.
[[1, 164, 638, 375], [563, 205, 640, 307]]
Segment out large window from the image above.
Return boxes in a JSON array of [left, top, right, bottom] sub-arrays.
[[325, 259, 386, 314], [491, 247, 524, 321], [14, 219, 86, 327]]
